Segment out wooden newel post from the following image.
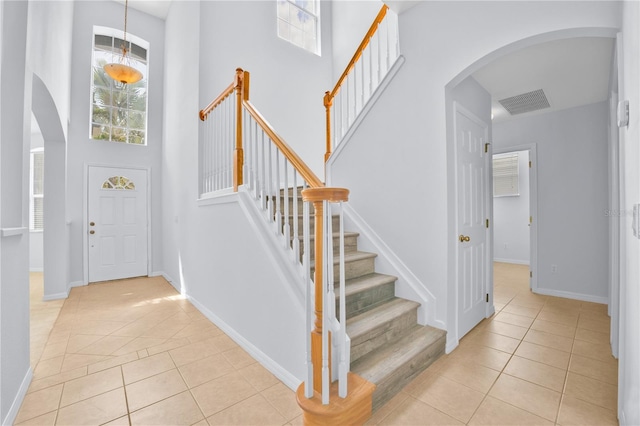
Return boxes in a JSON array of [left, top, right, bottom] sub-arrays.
[[324, 92, 333, 164], [233, 68, 246, 192], [301, 187, 350, 396]]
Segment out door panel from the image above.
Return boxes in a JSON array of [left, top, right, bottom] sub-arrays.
[[456, 104, 490, 338], [88, 166, 148, 282]]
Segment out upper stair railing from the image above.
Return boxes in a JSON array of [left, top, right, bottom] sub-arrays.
[[199, 69, 361, 411], [323, 4, 399, 162]]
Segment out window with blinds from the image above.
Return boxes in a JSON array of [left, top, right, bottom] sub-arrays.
[[493, 153, 519, 197], [30, 149, 44, 231]]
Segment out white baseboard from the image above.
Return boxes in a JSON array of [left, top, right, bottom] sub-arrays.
[[534, 287, 609, 305], [43, 291, 69, 301], [186, 295, 301, 391], [2, 367, 33, 426], [493, 258, 530, 265], [150, 271, 181, 293], [28, 268, 43, 272]]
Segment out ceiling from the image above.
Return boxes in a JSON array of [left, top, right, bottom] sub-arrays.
[[473, 37, 615, 123], [112, 0, 172, 20]]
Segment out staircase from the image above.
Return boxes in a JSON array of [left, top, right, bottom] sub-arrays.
[[282, 190, 446, 411]]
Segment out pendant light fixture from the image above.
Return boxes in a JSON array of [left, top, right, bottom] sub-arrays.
[[104, 0, 143, 85]]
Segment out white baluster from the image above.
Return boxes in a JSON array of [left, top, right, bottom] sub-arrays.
[[321, 200, 330, 405], [302, 194, 313, 398], [260, 131, 267, 211], [283, 161, 291, 248], [338, 200, 348, 398], [275, 151, 282, 232], [267, 140, 273, 222], [292, 172, 300, 263]]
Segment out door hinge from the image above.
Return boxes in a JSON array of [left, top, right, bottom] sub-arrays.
[[485, 143, 490, 153], [530, 271, 533, 278], [530, 216, 533, 224], [486, 293, 489, 302], [486, 218, 490, 228], [529, 161, 532, 168]]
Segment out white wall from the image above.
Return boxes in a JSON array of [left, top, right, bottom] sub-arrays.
[[27, 0, 74, 141], [493, 103, 609, 301], [329, 0, 620, 334], [618, 1, 640, 424], [493, 151, 530, 264], [198, 0, 334, 178], [66, 1, 165, 288], [0, 1, 31, 423], [330, 0, 382, 81]]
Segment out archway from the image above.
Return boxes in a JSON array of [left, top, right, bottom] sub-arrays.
[[31, 73, 69, 300], [445, 27, 619, 348]]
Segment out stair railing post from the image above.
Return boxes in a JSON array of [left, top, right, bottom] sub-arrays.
[[311, 198, 326, 395], [233, 68, 246, 192], [324, 91, 333, 163]]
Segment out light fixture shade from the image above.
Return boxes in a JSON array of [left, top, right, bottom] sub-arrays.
[[104, 62, 143, 85]]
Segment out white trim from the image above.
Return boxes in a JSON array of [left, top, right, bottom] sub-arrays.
[[493, 144, 539, 294], [29, 267, 44, 272], [197, 188, 236, 206], [43, 291, 70, 301], [2, 367, 33, 426], [325, 55, 405, 178], [187, 294, 301, 391], [342, 204, 443, 329], [493, 258, 530, 266], [1, 227, 28, 237], [534, 287, 609, 305]]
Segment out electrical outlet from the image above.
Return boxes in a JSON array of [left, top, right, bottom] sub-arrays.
[[551, 264, 558, 273]]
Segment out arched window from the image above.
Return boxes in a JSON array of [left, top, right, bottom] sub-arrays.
[[102, 176, 136, 190], [91, 26, 149, 145]]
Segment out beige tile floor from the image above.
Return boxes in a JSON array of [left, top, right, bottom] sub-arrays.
[[19, 264, 618, 425]]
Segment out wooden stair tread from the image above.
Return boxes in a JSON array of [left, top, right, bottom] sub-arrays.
[[351, 325, 446, 384], [338, 273, 398, 297], [294, 231, 360, 242], [309, 251, 377, 268], [346, 298, 420, 340]]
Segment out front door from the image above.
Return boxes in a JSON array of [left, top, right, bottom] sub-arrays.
[[455, 103, 491, 338], [88, 166, 148, 282]]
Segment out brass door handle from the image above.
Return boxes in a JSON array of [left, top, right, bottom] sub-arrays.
[[459, 235, 470, 242], [89, 230, 95, 235]]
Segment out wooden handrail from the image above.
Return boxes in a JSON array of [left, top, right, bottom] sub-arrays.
[[199, 81, 235, 121], [324, 4, 389, 162], [326, 5, 388, 101], [243, 100, 324, 188]]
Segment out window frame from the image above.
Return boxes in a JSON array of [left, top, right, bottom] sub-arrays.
[[493, 152, 520, 197], [30, 148, 44, 232], [90, 26, 150, 146], [276, 0, 321, 55]]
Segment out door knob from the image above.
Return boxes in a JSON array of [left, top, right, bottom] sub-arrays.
[[89, 230, 95, 235], [458, 235, 470, 242], [90, 222, 95, 226]]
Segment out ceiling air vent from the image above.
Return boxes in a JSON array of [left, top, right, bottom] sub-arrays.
[[498, 89, 550, 115]]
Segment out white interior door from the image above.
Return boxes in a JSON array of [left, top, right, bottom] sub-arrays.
[[88, 166, 148, 282], [455, 103, 491, 338]]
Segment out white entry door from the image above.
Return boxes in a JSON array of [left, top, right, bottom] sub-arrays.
[[88, 166, 148, 282], [455, 103, 491, 338]]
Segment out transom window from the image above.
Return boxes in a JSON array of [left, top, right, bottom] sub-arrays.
[[277, 0, 320, 55], [102, 176, 136, 190], [91, 27, 149, 145]]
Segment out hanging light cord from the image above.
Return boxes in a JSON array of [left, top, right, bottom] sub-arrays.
[[122, 0, 129, 57]]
